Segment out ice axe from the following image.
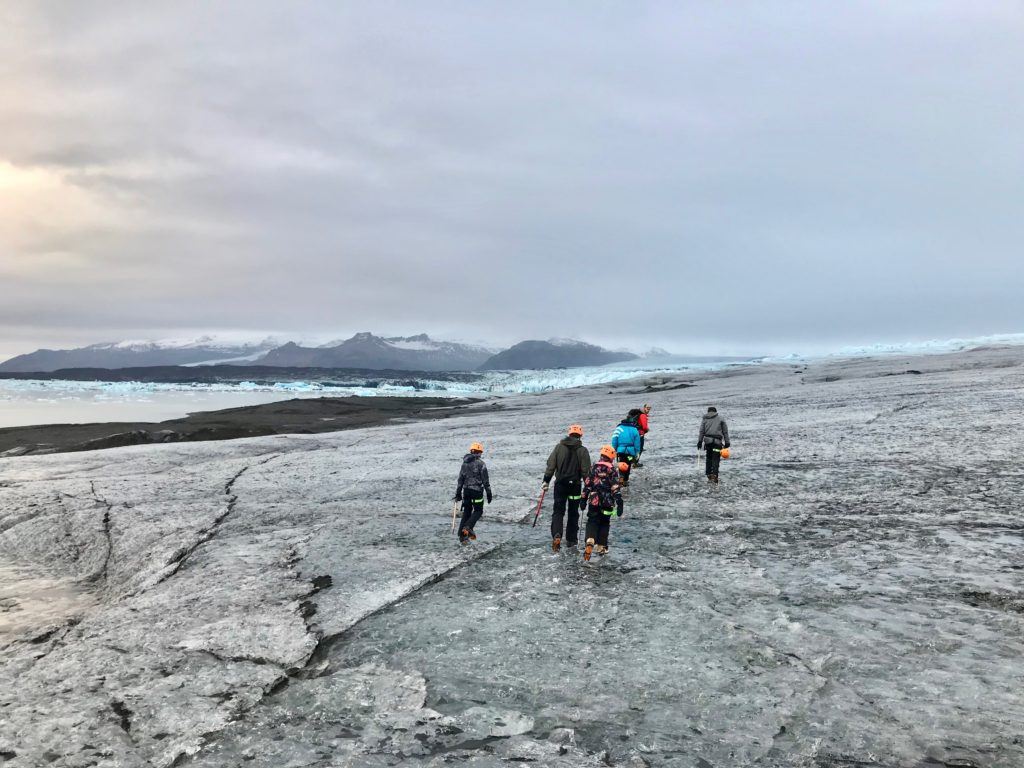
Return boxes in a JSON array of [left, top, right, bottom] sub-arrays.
[[531, 485, 547, 527]]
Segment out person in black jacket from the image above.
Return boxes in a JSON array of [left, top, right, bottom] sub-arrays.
[[698, 407, 730, 483], [455, 442, 492, 542], [542, 424, 592, 552]]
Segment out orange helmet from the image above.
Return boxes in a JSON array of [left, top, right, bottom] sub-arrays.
[[469, 442, 484, 453], [600, 445, 615, 460], [618, 461, 630, 472], [568, 424, 584, 436], [720, 448, 730, 459]]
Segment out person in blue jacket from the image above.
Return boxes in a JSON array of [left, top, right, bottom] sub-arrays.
[[611, 409, 642, 486]]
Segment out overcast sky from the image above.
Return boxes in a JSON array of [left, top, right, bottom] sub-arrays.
[[1, 1, 1022, 359]]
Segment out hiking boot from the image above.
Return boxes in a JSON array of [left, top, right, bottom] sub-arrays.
[[596, 545, 608, 555], [634, 461, 644, 468], [565, 540, 578, 550], [461, 527, 471, 539], [711, 474, 719, 484], [583, 538, 595, 562], [552, 536, 561, 553], [469, 531, 477, 541]]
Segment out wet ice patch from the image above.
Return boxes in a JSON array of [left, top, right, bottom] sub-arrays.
[[329, 663, 429, 714], [175, 610, 318, 668], [772, 612, 803, 633], [0, 565, 96, 640], [456, 706, 535, 738]]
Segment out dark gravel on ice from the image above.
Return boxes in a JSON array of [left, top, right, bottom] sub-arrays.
[[0, 395, 479, 456]]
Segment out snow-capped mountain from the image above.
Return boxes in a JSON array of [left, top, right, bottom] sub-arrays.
[[0, 335, 282, 373], [477, 339, 638, 371], [257, 333, 496, 372]]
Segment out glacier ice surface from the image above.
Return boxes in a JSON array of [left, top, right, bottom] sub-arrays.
[[1, 345, 1023, 766]]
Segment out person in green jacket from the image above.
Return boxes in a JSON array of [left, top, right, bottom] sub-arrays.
[[542, 424, 592, 552]]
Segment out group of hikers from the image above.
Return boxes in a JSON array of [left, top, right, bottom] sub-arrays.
[[454, 404, 731, 562]]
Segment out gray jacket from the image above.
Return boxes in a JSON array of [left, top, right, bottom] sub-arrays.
[[457, 454, 491, 495], [699, 413, 730, 448]]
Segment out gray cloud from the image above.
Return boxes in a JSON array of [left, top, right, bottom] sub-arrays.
[[1, 1, 1022, 360]]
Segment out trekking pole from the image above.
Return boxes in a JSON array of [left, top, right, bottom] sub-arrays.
[[531, 486, 547, 528], [450, 500, 458, 534]]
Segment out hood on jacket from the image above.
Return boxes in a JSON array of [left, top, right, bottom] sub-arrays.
[[619, 418, 638, 427], [463, 453, 481, 464], [702, 413, 719, 423], [560, 435, 583, 448]]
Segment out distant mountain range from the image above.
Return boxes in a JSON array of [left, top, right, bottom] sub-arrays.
[[259, 333, 494, 372], [478, 339, 638, 370], [0, 337, 279, 373], [0, 333, 654, 374]]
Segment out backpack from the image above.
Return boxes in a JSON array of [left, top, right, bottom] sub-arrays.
[[585, 460, 619, 510]]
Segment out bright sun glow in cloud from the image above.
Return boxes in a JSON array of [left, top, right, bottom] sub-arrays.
[[0, 160, 118, 254], [0, 159, 52, 191]]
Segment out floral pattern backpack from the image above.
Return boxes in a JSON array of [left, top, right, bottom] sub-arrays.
[[585, 459, 620, 510]]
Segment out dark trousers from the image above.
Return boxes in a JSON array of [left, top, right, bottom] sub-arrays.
[[639, 435, 646, 458], [551, 479, 582, 544], [617, 453, 635, 483], [458, 491, 485, 538], [704, 443, 722, 477], [585, 508, 612, 547]]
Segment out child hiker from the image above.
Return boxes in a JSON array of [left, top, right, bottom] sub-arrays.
[[454, 442, 492, 543], [582, 445, 625, 561]]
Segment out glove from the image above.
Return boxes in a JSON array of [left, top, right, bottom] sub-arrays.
[[579, 496, 588, 512], [724, 442, 730, 449], [541, 482, 549, 491], [486, 489, 493, 504], [616, 498, 625, 518], [454, 491, 462, 502], [697, 440, 703, 450]]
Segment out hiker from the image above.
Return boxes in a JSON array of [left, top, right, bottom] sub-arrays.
[[635, 404, 651, 467], [698, 407, 730, 484], [582, 445, 625, 561], [611, 410, 642, 486], [542, 424, 592, 552], [454, 442, 492, 542]]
